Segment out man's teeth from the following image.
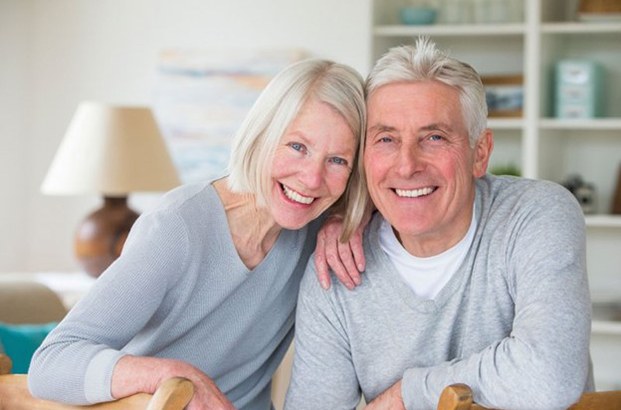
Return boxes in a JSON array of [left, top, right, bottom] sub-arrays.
[[395, 187, 434, 198], [283, 185, 314, 204]]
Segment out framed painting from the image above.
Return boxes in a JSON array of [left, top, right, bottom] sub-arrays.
[[153, 49, 306, 183]]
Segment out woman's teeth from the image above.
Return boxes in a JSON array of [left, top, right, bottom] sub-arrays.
[[283, 185, 314, 204]]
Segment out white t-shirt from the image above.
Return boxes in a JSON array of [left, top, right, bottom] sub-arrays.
[[378, 209, 477, 300]]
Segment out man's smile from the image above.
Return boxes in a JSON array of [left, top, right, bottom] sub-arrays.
[[394, 186, 436, 198]]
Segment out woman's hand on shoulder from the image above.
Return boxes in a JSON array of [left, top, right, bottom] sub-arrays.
[[314, 215, 366, 290]]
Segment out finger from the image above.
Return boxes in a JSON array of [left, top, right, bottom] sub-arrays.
[[350, 228, 366, 273], [326, 250, 355, 290], [313, 236, 332, 290], [323, 232, 355, 290], [337, 241, 361, 286]]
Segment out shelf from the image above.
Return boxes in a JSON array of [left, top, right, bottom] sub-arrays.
[[539, 118, 621, 130], [488, 118, 524, 130], [373, 24, 526, 37], [592, 320, 621, 336], [585, 215, 621, 228], [541, 22, 621, 34]]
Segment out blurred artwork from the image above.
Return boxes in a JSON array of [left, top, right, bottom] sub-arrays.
[[154, 49, 306, 183]]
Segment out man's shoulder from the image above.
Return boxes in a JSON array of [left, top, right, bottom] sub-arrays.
[[477, 175, 585, 238], [300, 247, 386, 309], [479, 174, 579, 211]]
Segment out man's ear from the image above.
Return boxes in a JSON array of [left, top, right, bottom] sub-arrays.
[[473, 129, 494, 178]]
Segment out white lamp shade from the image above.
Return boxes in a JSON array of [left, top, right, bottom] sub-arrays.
[[42, 102, 181, 195]]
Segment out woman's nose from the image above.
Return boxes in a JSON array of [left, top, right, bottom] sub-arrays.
[[299, 158, 324, 190]]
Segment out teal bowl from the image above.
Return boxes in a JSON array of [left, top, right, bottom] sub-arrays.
[[399, 7, 438, 25]]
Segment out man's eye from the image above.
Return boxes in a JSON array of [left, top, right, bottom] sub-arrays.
[[378, 135, 392, 143], [329, 157, 349, 166], [429, 134, 444, 142]]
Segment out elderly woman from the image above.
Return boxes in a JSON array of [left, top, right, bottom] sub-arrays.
[[29, 58, 366, 410]]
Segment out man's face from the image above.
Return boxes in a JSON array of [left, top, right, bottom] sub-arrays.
[[364, 80, 492, 257]]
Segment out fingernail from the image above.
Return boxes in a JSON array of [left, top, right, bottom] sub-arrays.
[[320, 279, 329, 290]]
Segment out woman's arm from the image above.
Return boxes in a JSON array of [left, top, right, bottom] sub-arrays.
[[29, 211, 187, 404], [112, 355, 234, 410]]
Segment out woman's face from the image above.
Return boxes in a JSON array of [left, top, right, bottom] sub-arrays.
[[269, 98, 356, 230]]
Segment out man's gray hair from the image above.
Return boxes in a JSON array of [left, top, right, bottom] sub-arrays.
[[366, 37, 488, 147]]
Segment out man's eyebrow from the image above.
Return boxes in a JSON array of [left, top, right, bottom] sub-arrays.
[[367, 124, 397, 133], [368, 123, 456, 134], [420, 123, 455, 133]]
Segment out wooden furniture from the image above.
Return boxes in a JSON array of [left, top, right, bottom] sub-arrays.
[[0, 354, 193, 410], [437, 383, 621, 410]]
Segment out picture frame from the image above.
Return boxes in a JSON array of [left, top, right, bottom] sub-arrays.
[[482, 74, 524, 117]]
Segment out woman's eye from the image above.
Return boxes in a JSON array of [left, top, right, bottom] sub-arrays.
[[288, 142, 306, 153], [328, 157, 349, 167]]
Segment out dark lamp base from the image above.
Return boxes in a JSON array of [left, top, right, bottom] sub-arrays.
[[74, 196, 139, 278]]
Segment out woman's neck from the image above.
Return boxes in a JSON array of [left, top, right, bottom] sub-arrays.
[[213, 178, 282, 270]]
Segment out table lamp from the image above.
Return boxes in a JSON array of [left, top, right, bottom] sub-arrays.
[[41, 102, 181, 278]]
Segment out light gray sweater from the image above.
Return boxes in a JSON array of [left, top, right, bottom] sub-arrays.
[[286, 175, 593, 410], [29, 182, 320, 410]]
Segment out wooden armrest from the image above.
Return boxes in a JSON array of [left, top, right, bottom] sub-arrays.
[[437, 383, 621, 410], [147, 377, 194, 410], [568, 390, 621, 409], [0, 371, 194, 410], [437, 383, 474, 410]]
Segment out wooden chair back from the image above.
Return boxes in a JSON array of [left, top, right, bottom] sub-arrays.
[[0, 354, 193, 410], [437, 383, 621, 410]]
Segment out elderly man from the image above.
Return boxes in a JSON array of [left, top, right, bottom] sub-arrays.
[[285, 38, 593, 410]]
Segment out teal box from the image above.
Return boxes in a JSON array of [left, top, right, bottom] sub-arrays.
[[554, 60, 603, 118]]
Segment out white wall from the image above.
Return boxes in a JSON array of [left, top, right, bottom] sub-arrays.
[[0, 0, 372, 272], [0, 0, 32, 271]]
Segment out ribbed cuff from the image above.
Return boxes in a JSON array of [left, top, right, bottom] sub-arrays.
[[84, 349, 125, 403], [401, 367, 430, 410]]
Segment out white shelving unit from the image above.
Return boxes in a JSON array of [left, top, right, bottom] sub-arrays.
[[372, 0, 621, 390]]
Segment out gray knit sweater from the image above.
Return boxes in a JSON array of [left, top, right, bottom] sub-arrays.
[[29, 181, 320, 410], [286, 175, 593, 410]]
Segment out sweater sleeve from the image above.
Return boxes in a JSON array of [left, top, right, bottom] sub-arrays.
[[284, 261, 363, 410], [28, 209, 189, 404], [401, 183, 592, 410]]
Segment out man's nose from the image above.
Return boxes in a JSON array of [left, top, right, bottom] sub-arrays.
[[396, 145, 424, 177]]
